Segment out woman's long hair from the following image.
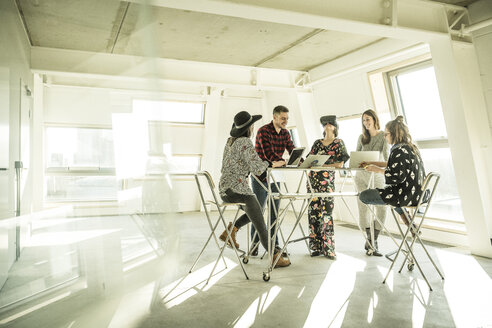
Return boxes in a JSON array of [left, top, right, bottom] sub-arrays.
[[386, 115, 421, 158], [361, 109, 380, 145]]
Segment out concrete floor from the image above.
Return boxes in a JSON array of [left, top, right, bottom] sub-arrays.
[[0, 211, 492, 327]]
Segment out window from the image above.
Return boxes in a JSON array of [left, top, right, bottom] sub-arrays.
[[146, 155, 201, 175], [288, 128, 300, 148], [386, 61, 464, 222], [44, 126, 118, 201], [133, 99, 205, 124], [337, 116, 362, 154]]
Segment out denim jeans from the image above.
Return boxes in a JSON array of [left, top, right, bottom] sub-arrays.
[[359, 189, 403, 215], [251, 177, 280, 247]]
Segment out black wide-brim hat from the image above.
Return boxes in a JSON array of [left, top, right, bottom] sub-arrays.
[[320, 115, 338, 128], [230, 111, 262, 137]]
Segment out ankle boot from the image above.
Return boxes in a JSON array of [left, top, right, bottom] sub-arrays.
[[372, 229, 382, 257], [220, 222, 240, 249], [273, 250, 291, 268], [365, 228, 382, 256]]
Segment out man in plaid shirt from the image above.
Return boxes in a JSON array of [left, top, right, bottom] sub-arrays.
[[250, 105, 295, 256]]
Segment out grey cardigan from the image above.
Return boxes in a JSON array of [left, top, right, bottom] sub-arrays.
[[356, 131, 389, 161]]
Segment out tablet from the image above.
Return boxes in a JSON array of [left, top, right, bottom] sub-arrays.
[[349, 151, 380, 168], [286, 147, 305, 167]]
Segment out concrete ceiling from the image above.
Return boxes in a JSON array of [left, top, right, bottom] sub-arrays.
[[17, 0, 384, 71], [16, 0, 474, 72]]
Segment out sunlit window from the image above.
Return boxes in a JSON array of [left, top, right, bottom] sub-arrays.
[[288, 128, 300, 147], [337, 116, 361, 154], [45, 176, 118, 201], [386, 61, 464, 222], [44, 126, 117, 202], [46, 127, 114, 168], [146, 155, 201, 174], [393, 66, 447, 140], [133, 99, 205, 124]]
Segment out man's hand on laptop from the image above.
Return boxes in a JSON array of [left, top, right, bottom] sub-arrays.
[[272, 160, 286, 168]]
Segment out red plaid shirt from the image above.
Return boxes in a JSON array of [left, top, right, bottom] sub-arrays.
[[255, 121, 295, 165]]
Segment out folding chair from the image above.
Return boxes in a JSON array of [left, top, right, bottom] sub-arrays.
[[190, 171, 249, 284], [382, 172, 445, 291]]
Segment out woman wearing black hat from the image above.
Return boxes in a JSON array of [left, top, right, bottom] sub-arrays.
[[218, 111, 290, 268], [306, 115, 350, 260]]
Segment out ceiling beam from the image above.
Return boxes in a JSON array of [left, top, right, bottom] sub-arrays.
[[253, 29, 324, 67], [107, 1, 132, 53], [31, 46, 309, 91], [127, 0, 463, 42]]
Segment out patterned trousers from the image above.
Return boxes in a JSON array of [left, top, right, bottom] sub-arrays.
[[308, 196, 336, 257]]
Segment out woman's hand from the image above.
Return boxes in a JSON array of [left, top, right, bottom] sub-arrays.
[[364, 164, 384, 174], [272, 160, 286, 168]]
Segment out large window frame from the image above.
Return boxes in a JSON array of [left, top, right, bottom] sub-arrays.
[[44, 124, 119, 203], [132, 99, 206, 126], [383, 60, 465, 229]]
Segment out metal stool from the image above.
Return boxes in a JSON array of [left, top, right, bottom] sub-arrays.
[[382, 172, 445, 291], [190, 171, 249, 284]]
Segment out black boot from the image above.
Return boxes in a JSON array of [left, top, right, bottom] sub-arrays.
[[365, 228, 382, 257]]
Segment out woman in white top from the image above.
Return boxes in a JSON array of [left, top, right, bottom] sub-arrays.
[[354, 109, 389, 256]]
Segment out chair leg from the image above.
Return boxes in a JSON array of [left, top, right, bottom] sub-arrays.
[[206, 207, 249, 285], [383, 209, 433, 291], [188, 206, 227, 273], [399, 218, 445, 281]]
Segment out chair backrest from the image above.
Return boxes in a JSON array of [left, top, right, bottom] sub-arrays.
[[414, 171, 440, 214], [194, 171, 222, 207]]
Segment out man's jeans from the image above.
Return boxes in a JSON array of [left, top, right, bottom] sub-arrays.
[[251, 177, 280, 247], [359, 189, 403, 215]]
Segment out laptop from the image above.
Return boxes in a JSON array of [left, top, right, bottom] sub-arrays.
[[285, 147, 305, 167], [299, 154, 330, 168], [349, 151, 380, 169]]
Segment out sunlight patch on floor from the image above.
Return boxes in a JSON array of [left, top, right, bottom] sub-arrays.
[[108, 282, 156, 328], [435, 248, 492, 327], [303, 253, 366, 328], [377, 265, 393, 292], [410, 277, 430, 328], [234, 285, 282, 328], [160, 257, 237, 309]]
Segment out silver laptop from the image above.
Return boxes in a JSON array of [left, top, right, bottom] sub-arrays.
[[349, 151, 380, 169], [286, 147, 305, 167], [299, 154, 330, 168]]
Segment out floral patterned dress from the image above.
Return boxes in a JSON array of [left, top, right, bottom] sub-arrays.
[[307, 138, 350, 257]]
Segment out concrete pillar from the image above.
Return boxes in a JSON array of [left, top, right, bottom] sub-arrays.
[[295, 91, 322, 149], [430, 37, 492, 257], [31, 74, 44, 211], [201, 89, 223, 183]]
